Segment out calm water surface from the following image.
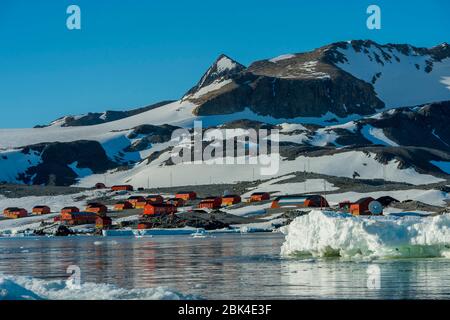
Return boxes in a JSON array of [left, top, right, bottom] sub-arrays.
[[0, 234, 449, 299]]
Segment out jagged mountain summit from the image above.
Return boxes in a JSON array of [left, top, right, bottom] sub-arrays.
[[184, 40, 450, 120], [1, 40, 450, 186]]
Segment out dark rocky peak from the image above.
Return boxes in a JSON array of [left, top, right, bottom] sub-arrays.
[[184, 54, 245, 97], [428, 42, 450, 61]]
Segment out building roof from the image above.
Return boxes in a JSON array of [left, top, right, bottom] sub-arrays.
[[65, 211, 96, 217], [354, 197, 375, 204]]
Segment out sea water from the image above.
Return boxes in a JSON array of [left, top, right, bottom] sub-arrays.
[[0, 233, 450, 299]]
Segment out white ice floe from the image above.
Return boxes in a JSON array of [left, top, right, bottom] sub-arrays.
[[281, 210, 450, 259], [0, 274, 198, 300]]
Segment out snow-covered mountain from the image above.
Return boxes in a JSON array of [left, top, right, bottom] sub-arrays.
[[38, 100, 174, 128], [185, 40, 450, 119], [1, 40, 450, 187]]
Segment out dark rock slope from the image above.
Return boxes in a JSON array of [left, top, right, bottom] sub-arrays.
[[19, 141, 116, 186]]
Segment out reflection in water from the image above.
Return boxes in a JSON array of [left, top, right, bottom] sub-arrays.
[[0, 234, 449, 299]]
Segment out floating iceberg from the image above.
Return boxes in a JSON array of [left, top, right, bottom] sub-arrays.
[[281, 210, 450, 259], [0, 274, 199, 300]]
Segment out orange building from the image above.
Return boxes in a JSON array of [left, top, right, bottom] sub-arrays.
[[4, 207, 28, 219], [61, 212, 97, 225], [134, 200, 149, 209], [32, 205, 51, 215], [349, 197, 376, 216], [127, 196, 146, 208], [111, 185, 134, 192], [61, 207, 80, 214], [143, 203, 177, 216], [198, 197, 222, 209], [85, 203, 108, 215], [175, 191, 197, 201], [250, 192, 270, 202], [270, 195, 329, 209], [114, 201, 133, 211], [222, 195, 241, 206]]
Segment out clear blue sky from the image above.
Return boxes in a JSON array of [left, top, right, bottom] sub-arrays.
[[0, 0, 449, 128]]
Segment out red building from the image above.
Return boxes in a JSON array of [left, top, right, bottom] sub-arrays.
[[111, 185, 134, 192], [250, 192, 270, 202], [61, 212, 97, 225], [85, 203, 108, 215], [143, 203, 177, 216], [61, 207, 80, 214], [198, 197, 222, 209], [114, 201, 133, 211], [134, 200, 149, 209], [175, 191, 197, 201], [4, 207, 28, 219], [127, 196, 146, 208], [350, 197, 377, 216], [32, 205, 51, 215], [271, 195, 329, 209], [222, 195, 241, 206]]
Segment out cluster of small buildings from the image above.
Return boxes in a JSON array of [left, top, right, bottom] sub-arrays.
[[1, 181, 392, 235], [3, 205, 52, 219], [58, 204, 112, 229]]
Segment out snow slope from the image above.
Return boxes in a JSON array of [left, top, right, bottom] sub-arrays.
[[336, 44, 450, 108], [76, 150, 443, 188], [0, 149, 41, 183], [242, 175, 338, 197], [0, 42, 449, 187], [361, 125, 399, 146]]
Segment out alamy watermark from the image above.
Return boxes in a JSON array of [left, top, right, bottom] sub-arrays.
[[66, 5, 81, 30], [367, 264, 381, 290], [66, 265, 81, 290], [367, 4, 381, 30], [170, 121, 280, 176]]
